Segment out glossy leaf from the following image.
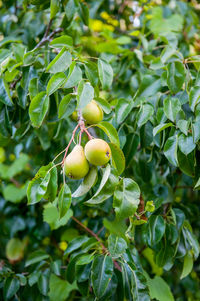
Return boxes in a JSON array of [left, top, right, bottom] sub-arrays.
[[108, 234, 127, 258], [98, 58, 113, 90], [109, 142, 125, 175], [29, 92, 49, 127], [77, 81, 94, 109], [58, 184, 71, 219], [72, 166, 98, 197], [167, 61, 185, 94], [47, 72, 66, 96]]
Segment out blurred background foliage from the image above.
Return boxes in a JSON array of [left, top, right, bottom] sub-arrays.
[[0, 0, 200, 300]]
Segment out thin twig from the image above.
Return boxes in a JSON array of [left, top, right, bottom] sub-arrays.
[[34, 27, 63, 50], [10, 178, 21, 188]]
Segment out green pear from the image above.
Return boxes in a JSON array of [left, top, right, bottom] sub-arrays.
[[82, 100, 103, 125], [6, 238, 24, 264], [84, 138, 111, 166], [64, 145, 89, 179]]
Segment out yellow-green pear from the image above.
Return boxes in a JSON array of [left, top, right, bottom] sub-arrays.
[[82, 100, 103, 125], [6, 238, 24, 264], [64, 145, 89, 179], [84, 139, 111, 166]]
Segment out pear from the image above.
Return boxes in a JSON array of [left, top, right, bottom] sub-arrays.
[[6, 238, 24, 264], [82, 100, 103, 125], [84, 138, 111, 166], [64, 145, 89, 179]]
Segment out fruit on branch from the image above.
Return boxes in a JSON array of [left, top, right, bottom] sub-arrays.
[[64, 145, 89, 179], [82, 100, 103, 125], [6, 238, 24, 264], [84, 138, 111, 166]]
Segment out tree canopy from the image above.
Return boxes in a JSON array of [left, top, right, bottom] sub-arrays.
[[0, 0, 200, 300]]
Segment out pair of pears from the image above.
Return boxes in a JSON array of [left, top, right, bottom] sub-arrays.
[[64, 139, 111, 179]]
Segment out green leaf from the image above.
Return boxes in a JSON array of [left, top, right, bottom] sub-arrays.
[[37, 274, 49, 296], [47, 48, 72, 73], [3, 182, 28, 203], [164, 135, 178, 166], [115, 98, 133, 124], [27, 163, 54, 205], [63, 63, 82, 89], [25, 250, 49, 267], [77, 80, 94, 109], [177, 119, 189, 136], [76, 253, 94, 265], [137, 104, 154, 127], [95, 97, 111, 114], [84, 61, 99, 86], [122, 261, 150, 301], [147, 215, 166, 246], [113, 178, 140, 220], [146, 275, 174, 301], [72, 166, 98, 197], [3, 278, 20, 300], [91, 164, 111, 198], [136, 75, 161, 98], [163, 97, 181, 122], [167, 61, 185, 94], [91, 254, 113, 298], [98, 58, 113, 90], [189, 86, 200, 112], [47, 72, 66, 96], [50, 35, 73, 48], [108, 234, 127, 258], [65, 0, 78, 21], [50, 0, 59, 19], [178, 134, 195, 156], [29, 92, 49, 127], [48, 274, 77, 301], [109, 142, 125, 175], [104, 218, 128, 241], [0, 153, 29, 180], [180, 252, 193, 279], [95, 121, 120, 146], [86, 168, 119, 205], [58, 94, 75, 119], [58, 184, 71, 219], [0, 78, 13, 106], [64, 236, 90, 256], [177, 150, 195, 177], [153, 123, 173, 136]]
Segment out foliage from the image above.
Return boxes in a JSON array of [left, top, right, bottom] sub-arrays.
[[0, 0, 200, 300]]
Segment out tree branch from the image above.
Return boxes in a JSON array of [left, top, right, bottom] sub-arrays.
[[33, 20, 63, 50]]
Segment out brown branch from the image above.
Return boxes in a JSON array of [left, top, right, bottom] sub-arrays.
[[34, 25, 63, 50], [71, 216, 122, 272], [138, 196, 147, 221], [10, 75, 22, 90], [10, 178, 21, 188]]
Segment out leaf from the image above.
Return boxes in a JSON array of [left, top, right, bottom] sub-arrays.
[[48, 274, 77, 301], [47, 49, 72, 73], [167, 61, 185, 94], [29, 92, 49, 128], [108, 234, 127, 258], [86, 168, 119, 205], [3, 278, 20, 300], [3, 182, 28, 203], [0, 78, 13, 106], [177, 119, 189, 136], [91, 254, 113, 298], [98, 58, 113, 90], [58, 184, 71, 219], [153, 123, 173, 136], [37, 274, 49, 296], [77, 81, 94, 109], [47, 72, 66, 96], [163, 97, 181, 122], [63, 63, 82, 89], [25, 250, 49, 267], [115, 98, 133, 124], [17, 66, 36, 108], [72, 166, 98, 197], [136, 75, 161, 98], [137, 104, 154, 127], [147, 215, 166, 246], [109, 142, 125, 175], [177, 150, 195, 177], [178, 134, 195, 156], [122, 261, 150, 301], [64, 236, 90, 256], [58, 94, 75, 119], [84, 61, 99, 86], [27, 163, 55, 205], [189, 86, 200, 112], [113, 178, 140, 220], [50, 0, 59, 19], [95, 121, 120, 147], [164, 135, 178, 166], [50, 35, 73, 48], [146, 275, 174, 301], [95, 97, 111, 114], [180, 252, 193, 279], [65, 0, 78, 21], [92, 164, 111, 198]]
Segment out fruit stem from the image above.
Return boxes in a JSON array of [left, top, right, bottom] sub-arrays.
[[62, 123, 80, 166]]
